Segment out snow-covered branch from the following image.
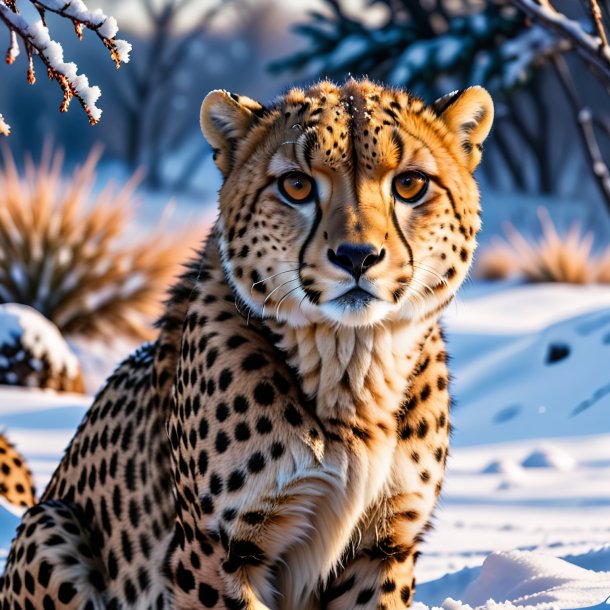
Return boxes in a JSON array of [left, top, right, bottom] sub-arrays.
[[0, 0, 131, 135], [511, 0, 610, 84], [510, 0, 610, 214]]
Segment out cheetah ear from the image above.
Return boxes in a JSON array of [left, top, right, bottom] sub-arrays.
[[200, 90, 264, 176], [433, 86, 494, 172]]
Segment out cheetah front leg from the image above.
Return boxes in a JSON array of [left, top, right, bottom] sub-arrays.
[[0, 501, 107, 609], [320, 491, 428, 610], [166, 463, 339, 610], [323, 350, 451, 610]]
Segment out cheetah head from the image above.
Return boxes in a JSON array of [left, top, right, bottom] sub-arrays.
[[200, 79, 493, 328]]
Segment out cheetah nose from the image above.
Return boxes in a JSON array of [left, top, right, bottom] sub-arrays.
[[327, 243, 385, 280]]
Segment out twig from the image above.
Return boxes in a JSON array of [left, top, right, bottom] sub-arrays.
[[552, 55, 610, 214], [511, 0, 610, 85], [0, 0, 130, 131], [590, 0, 609, 48], [0, 4, 100, 123]]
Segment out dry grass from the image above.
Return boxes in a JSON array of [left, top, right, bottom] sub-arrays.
[[0, 144, 203, 340], [476, 207, 610, 284]]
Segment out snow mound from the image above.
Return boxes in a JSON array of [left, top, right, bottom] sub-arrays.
[[0, 303, 83, 392], [457, 550, 610, 609], [482, 458, 523, 476], [521, 445, 576, 471]]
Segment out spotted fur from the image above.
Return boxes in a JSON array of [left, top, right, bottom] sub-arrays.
[[0, 79, 493, 609], [0, 434, 36, 509]]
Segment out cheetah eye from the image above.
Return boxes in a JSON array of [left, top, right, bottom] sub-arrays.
[[278, 172, 315, 205], [392, 171, 429, 204]]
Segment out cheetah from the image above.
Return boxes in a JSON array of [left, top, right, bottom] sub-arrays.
[[0, 433, 36, 510], [0, 79, 493, 609]]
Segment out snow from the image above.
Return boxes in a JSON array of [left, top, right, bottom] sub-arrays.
[[0, 0, 131, 124], [24, 18, 104, 120], [521, 445, 576, 471], [447, 551, 610, 609], [0, 284, 608, 608], [0, 303, 80, 380]]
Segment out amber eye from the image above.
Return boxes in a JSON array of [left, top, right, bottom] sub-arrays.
[[278, 172, 315, 205], [392, 171, 429, 204]]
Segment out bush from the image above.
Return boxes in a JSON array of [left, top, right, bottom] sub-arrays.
[[476, 207, 610, 284], [0, 144, 201, 340]]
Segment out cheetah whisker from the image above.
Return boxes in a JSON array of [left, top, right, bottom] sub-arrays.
[[262, 278, 300, 317], [251, 268, 300, 295], [412, 262, 450, 291], [275, 285, 302, 320], [263, 278, 300, 307]]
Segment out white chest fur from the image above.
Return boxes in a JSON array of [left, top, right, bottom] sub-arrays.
[[268, 319, 433, 609]]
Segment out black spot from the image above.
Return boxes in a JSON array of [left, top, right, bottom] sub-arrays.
[[210, 473, 223, 495], [175, 563, 195, 592], [216, 403, 229, 422], [197, 449, 208, 475], [242, 353, 268, 371], [201, 495, 214, 514], [247, 452, 266, 473], [284, 403, 303, 427], [121, 530, 133, 563], [235, 422, 251, 442], [58, 582, 77, 604], [546, 343, 570, 364], [420, 384, 431, 401], [107, 550, 118, 580], [324, 575, 356, 602], [124, 578, 137, 604], [42, 595, 56, 610], [206, 348, 219, 369], [222, 508, 237, 522], [233, 395, 249, 413], [401, 585, 411, 603], [254, 382, 275, 406], [270, 442, 285, 459], [382, 579, 396, 593], [256, 416, 273, 434], [243, 511, 265, 525], [227, 470, 245, 492], [227, 335, 247, 349], [417, 420, 429, 438], [356, 588, 375, 604], [215, 431, 230, 453], [199, 582, 220, 607], [219, 369, 233, 391], [272, 371, 291, 393], [37, 561, 53, 587]]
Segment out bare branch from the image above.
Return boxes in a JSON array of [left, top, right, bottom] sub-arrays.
[[552, 55, 610, 214], [590, 0, 609, 48], [511, 0, 610, 86]]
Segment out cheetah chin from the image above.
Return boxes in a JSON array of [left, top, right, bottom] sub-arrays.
[[1, 78, 492, 610]]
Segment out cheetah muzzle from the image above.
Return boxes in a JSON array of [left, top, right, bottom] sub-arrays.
[[0, 79, 493, 610]]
